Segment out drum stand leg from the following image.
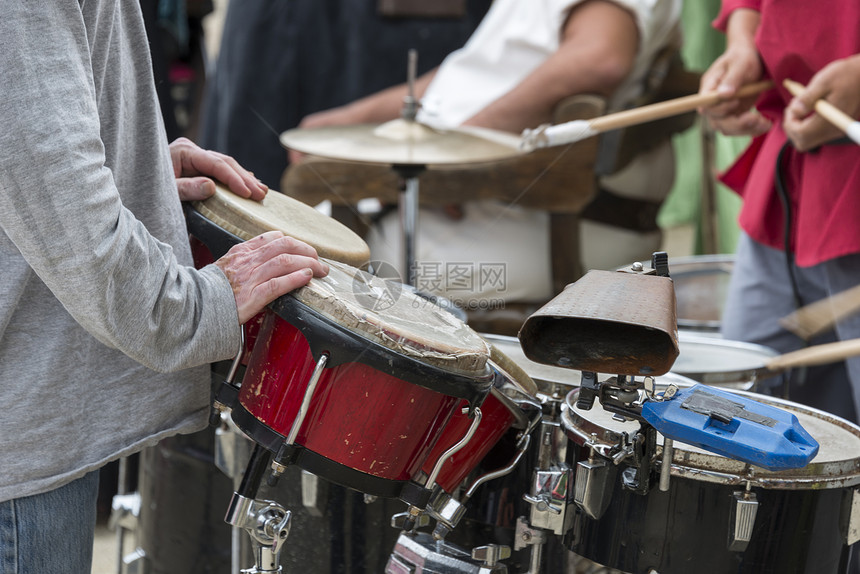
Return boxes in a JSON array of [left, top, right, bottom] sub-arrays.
[[224, 444, 293, 573], [518, 421, 575, 574]]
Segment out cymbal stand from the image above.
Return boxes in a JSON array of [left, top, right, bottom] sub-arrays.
[[397, 49, 423, 286], [224, 443, 293, 573], [394, 163, 426, 286]]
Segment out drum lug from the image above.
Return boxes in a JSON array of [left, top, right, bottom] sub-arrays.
[[209, 329, 247, 426], [526, 468, 574, 535], [728, 489, 759, 552], [573, 456, 615, 520], [841, 487, 860, 545]]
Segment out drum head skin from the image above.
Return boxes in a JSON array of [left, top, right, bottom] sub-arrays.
[[192, 184, 370, 267], [291, 260, 490, 374]]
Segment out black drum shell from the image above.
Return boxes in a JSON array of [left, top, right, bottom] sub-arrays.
[[564, 438, 852, 574]]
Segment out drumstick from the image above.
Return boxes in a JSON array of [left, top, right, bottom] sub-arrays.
[[765, 338, 860, 372], [520, 80, 773, 151], [783, 79, 860, 145], [780, 283, 860, 341]]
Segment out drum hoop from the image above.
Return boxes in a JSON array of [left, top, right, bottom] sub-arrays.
[[562, 388, 860, 489], [185, 205, 243, 260], [268, 295, 494, 406]]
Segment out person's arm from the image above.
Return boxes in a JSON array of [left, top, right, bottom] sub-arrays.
[[287, 69, 438, 163], [463, 0, 639, 133], [699, 6, 771, 136], [783, 55, 860, 151], [0, 3, 326, 372], [299, 69, 440, 128]]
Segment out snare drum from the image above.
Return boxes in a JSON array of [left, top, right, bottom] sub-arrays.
[[231, 260, 494, 500], [673, 331, 778, 390], [419, 343, 541, 494], [563, 387, 860, 574]]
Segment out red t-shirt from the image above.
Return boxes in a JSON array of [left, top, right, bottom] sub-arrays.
[[715, 0, 860, 267]]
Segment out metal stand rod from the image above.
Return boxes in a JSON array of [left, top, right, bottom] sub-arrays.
[[226, 445, 292, 573], [399, 175, 420, 285], [114, 457, 128, 574]]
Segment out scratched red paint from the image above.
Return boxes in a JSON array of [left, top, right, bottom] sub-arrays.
[[239, 310, 460, 484]]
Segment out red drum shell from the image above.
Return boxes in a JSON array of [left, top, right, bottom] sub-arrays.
[[239, 310, 459, 483], [420, 393, 516, 494]]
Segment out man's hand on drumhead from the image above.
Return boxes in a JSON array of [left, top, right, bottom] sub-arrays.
[[169, 137, 269, 202], [215, 231, 330, 325]]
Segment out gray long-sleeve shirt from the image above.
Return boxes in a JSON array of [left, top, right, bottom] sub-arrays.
[[0, 1, 240, 501]]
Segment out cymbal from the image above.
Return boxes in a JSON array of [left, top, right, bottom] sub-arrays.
[[280, 118, 524, 166]]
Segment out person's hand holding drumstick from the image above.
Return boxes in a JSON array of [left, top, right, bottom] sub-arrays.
[[698, 8, 771, 137], [783, 55, 860, 151], [168, 137, 330, 324]]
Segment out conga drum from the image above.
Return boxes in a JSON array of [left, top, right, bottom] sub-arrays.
[[231, 260, 495, 502], [562, 386, 860, 574]]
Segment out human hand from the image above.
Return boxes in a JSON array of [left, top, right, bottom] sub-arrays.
[[699, 46, 771, 137], [170, 137, 268, 202], [784, 56, 860, 152], [215, 231, 329, 325]]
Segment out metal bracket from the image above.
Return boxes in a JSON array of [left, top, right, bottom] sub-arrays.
[[728, 488, 759, 552]]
